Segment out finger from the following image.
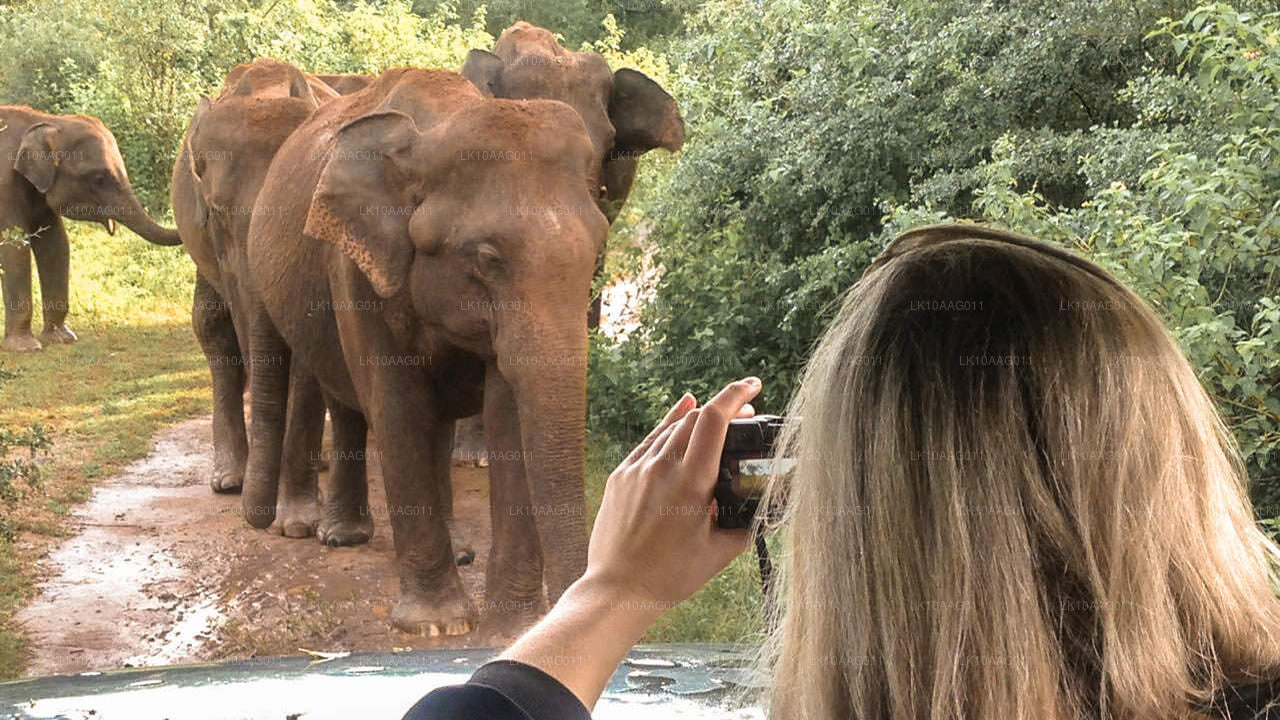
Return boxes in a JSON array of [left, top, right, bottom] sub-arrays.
[[644, 414, 685, 460], [735, 403, 755, 419], [655, 409, 700, 464], [684, 378, 762, 491], [625, 393, 695, 464]]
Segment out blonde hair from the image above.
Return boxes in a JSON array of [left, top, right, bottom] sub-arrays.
[[759, 224, 1280, 719]]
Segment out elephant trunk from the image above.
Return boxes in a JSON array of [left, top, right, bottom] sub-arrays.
[[242, 306, 291, 529], [114, 190, 182, 246], [503, 328, 590, 603]]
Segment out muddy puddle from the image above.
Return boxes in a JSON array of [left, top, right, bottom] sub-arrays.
[[14, 415, 494, 676]]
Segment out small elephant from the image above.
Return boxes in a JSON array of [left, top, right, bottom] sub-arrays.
[[0, 106, 181, 351], [171, 58, 339, 499], [245, 68, 607, 636]]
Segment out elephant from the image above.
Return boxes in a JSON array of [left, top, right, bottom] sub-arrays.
[[171, 59, 338, 500], [446, 21, 685, 463], [314, 74, 375, 95], [0, 106, 181, 351], [461, 21, 684, 230], [243, 67, 607, 636]]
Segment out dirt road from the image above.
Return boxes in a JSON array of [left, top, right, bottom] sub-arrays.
[[14, 415, 495, 676]]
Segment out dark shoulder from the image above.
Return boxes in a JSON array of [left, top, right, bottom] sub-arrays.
[[402, 684, 533, 720]]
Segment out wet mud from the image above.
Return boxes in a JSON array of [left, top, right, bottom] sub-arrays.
[[14, 415, 495, 676]]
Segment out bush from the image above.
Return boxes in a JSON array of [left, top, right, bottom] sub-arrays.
[[593, 2, 1280, 515], [0, 0, 494, 213]]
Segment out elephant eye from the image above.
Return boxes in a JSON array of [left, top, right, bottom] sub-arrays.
[[474, 243, 504, 276]]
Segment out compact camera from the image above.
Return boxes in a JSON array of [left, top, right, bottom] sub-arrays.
[[714, 415, 793, 529]]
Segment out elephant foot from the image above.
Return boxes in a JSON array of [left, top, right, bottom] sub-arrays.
[[392, 581, 477, 637], [39, 325, 77, 345], [1, 333, 42, 352], [317, 515, 373, 546], [209, 461, 244, 493], [275, 496, 320, 539]]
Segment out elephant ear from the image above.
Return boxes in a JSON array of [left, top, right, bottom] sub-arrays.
[[13, 122, 59, 193], [231, 64, 321, 107], [608, 68, 685, 156], [306, 75, 340, 104], [461, 49, 504, 97], [185, 96, 213, 228], [283, 67, 323, 107], [303, 111, 420, 299]]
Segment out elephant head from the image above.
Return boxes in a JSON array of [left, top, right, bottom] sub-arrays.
[[303, 98, 608, 594], [221, 57, 338, 107], [462, 21, 685, 223], [183, 59, 335, 232], [13, 115, 180, 245]]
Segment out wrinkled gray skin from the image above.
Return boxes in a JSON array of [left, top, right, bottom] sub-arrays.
[[450, 21, 684, 461], [170, 59, 338, 501], [0, 106, 181, 351], [244, 68, 607, 636]]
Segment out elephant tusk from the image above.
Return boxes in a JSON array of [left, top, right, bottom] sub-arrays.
[[105, 218, 118, 235]]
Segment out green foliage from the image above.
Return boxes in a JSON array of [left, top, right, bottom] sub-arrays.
[[594, 1, 1280, 516], [944, 2, 1280, 512], [0, 0, 676, 215], [0, 0, 493, 212], [413, 0, 690, 48], [594, 0, 1196, 433]]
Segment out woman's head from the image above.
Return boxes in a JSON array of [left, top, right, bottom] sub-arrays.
[[763, 223, 1280, 719]]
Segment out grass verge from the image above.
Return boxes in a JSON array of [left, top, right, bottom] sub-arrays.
[[0, 223, 204, 679]]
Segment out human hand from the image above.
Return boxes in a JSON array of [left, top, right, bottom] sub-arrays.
[[583, 377, 762, 617]]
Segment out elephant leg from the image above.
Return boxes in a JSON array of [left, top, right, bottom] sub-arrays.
[[434, 418, 474, 565], [368, 373, 474, 636], [479, 367, 548, 639], [0, 237, 40, 352], [242, 302, 289, 529], [317, 395, 372, 546], [192, 274, 247, 493], [274, 369, 323, 538], [30, 221, 75, 344]]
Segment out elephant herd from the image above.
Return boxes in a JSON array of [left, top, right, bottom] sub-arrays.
[[0, 22, 684, 638]]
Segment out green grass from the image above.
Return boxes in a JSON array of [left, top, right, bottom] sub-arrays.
[[584, 433, 766, 645], [0, 221, 207, 679]]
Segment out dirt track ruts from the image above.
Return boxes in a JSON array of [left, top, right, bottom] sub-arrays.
[[14, 415, 496, 676]]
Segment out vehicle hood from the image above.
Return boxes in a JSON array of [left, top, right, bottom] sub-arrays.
[[0, 644, 764, 719]]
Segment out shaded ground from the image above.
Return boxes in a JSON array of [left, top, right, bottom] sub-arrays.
[[14, 415, 494, 676]]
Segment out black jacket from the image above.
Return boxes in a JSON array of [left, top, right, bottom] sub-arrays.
[[403, 660, 1280, 720], [402, 660, 590, 720]]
